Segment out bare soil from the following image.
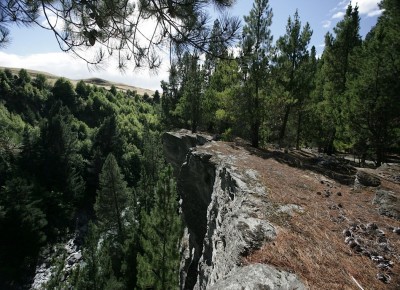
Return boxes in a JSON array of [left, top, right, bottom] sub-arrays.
[[219, 141, 400, 289]]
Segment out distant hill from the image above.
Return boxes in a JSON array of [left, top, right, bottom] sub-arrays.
[[0, 66, 155, 96]]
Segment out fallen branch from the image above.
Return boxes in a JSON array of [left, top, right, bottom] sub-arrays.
[[350, 275, 365, 290]]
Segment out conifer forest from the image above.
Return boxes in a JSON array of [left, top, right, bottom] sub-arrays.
[[0, 0, 399, 289]]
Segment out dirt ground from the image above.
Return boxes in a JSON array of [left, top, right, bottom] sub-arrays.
[[221, 142, 399, 290]]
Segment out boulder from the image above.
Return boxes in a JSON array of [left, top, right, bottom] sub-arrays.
[[67, 251, 82, 265], [373, 190, 400, 220], [356, 170, 381, 187]]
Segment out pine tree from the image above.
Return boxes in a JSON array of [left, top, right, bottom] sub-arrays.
[[88, 115, 124, 199], [204, 19, 228, 79], [75, 223, 102, 290], [202, 20, 231, 131], [175, 52, 205, 133], [38, 104, 85, 234], [161, 63, 182, 129], [211, 57, 243, 136], [136, 125, 164, 213], [0, 178, 47, 283], [300, 46, 319, 147], [137, 166, 181, 290], [72, 223, 124, 290], [93, 115, 122, 158], [316, 3, 361, 153], [51, 78, 79, 112], [346, 0, 400, 165], [240, 0, 273, 147], [95, 153, 129, 243], [274, 10, 312, 146], [153, 90, 161, 104]]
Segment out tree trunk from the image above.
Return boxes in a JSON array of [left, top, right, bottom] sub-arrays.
[[325, 129, 336, 155], [111, 173, 124, 242], [296, 110, 302, 150], [376, 144, 384, 167], [251, 121, 260, 148], [252, 81, 260, 148], [191, 122, 197, 133], [279, 105, 291, 147]]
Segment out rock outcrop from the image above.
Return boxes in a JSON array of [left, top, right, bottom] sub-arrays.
[[162, 129, 213, 172], [163, 130, 306, 290], [31, 211, 87, 289], [373, 190, 400, 220], [208, 264, 306, 290], [356, 170, 381, 187], [32, 234, 82, 289]]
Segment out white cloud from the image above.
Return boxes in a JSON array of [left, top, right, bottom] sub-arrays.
[[322, 20, 331, 29], [330, 0, 382, 20], [0, 51, 167, 91], [41, 14, 65, 31], [39, 5, 66, 32], [357, 0, 382, 16], [367, 9, 383, 17], [332, 11, 345, 19], [339, 0, 350, 8]]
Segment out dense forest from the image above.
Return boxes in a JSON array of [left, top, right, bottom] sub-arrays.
[[161, 0, 400, 166], [0, 0, 399, 289], [0, 68, 181, 289]]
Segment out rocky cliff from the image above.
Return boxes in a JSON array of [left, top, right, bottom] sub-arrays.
[[163, 130, 400, 289], [163, 130, 306, 289]]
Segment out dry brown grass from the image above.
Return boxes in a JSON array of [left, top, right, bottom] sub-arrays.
[[220, 146, 400, 289], [0, 66, 155, 96]]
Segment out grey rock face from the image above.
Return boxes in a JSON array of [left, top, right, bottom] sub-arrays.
[[208, 264, 307, 290], [31, 235, 82, 289], [162, 129, 212, 173], [163, 131, 306, 290], [31, 210, 88, 289], [373, 190, 400, 220]]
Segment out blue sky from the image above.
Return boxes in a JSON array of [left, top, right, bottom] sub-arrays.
[[0, 0, 382, 91]]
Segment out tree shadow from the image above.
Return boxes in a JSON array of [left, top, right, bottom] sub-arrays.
[[238, 142, 357, 185]]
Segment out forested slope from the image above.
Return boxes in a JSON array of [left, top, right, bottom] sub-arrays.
[[0, 68, 180, 289]]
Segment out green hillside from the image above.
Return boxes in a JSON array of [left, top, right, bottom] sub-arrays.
[[0, 66, 155, 96]]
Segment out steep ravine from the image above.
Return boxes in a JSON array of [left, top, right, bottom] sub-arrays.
[[162, 130, 306, 289]]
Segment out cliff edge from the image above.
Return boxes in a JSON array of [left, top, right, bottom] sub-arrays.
[[163, 130, 306, 289], [163, 130, 400, 289]]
